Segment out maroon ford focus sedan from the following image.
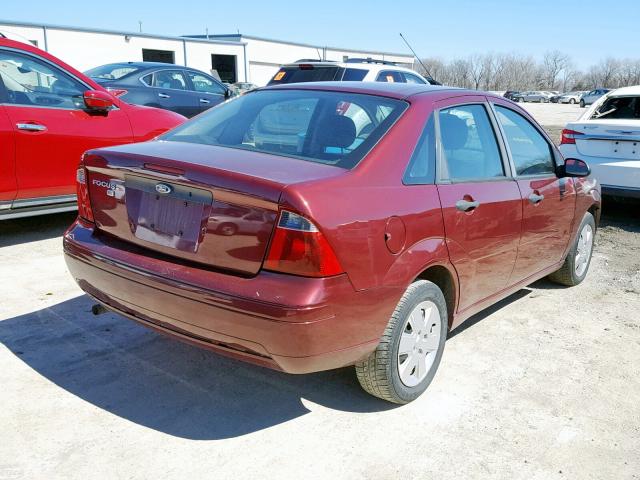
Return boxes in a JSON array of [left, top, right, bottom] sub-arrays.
[[64, 82, 600, 403]]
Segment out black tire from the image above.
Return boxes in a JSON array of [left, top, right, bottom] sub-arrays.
[[355, 280, 447, 404], [580, 99, 586, 108], [519, 97, 525, 103], [548, 212, 596, 286], [569, 98, 576, 104]]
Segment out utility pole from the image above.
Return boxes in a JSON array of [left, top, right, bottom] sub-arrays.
[[138, 21, 142, 33]]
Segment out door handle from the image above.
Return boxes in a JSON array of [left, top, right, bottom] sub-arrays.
[[528, 193, 545, 204], [158, 93, 170, 98], [199, 98, 210, 104], [16, 123, 47, 132], [455, 199, 480, 212]]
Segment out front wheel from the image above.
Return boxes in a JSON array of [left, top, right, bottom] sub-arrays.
[[569, 98, 576, 104], [580, 99, 586, 108], [355, 280, 447, 404], [548, 212, 595, 286]]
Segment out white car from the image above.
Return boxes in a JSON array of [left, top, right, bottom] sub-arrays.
[[267, 58, 439, 86], [558, 91, 585, 104], [559, 86, 640, 199]]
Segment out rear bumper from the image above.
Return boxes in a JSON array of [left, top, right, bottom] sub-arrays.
[[63, 220, 401, 373]]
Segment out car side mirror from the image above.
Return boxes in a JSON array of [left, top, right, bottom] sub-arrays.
[[224, 88, 233, 99], [83, 90, 114, 112], [557, 158, 591, 177]]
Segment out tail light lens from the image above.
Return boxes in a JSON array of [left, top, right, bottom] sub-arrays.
[[106, 88, 128, 97], [560, 128, 584, 145], [264, 210, 343, 277], [76, 166, 94, 223]]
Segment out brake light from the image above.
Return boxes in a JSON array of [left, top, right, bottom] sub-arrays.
[[76, 166, 94, 223], [298, 64, 314, 70], [106, 88, 128, 97], [264, 210, 343, 277], [560, 128, 584, 145]]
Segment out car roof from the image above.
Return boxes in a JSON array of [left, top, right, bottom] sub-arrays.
[[606, 85, 640, 96], [262, 81, 464, 99], [96, 61, 190, 69]]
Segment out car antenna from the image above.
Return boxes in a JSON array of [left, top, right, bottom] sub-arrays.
[[399, 33, 433, 80]]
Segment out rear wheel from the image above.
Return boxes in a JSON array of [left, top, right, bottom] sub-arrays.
[[569, 98, 576, 104], [548, 212, 595, 286], [580, 99, 586, 108], [355, 280, 447, 404]]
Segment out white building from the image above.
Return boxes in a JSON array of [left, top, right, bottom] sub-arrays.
[[0, 20, 414, 86]]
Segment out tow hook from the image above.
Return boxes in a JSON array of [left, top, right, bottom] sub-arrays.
[[91, 303, 108, 316]]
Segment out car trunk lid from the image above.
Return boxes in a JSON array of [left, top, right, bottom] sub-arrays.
[[567, 120, 640, 160], [84, 140, 345, 275]]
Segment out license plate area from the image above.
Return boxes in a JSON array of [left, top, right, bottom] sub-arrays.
[[610, 140, 640, 159], [125, 175, 212, 253]]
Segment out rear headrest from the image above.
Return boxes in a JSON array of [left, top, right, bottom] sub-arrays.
[[314, 114, 356, 149], [439, 113, 468, 150]]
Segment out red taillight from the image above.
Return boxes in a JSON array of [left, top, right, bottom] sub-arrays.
[[264, 210, 343, 277], [560, 128, 584, 145], [298, 64, 314, 70], [106, 88, 128, 97], [76, 166, 94, 223]]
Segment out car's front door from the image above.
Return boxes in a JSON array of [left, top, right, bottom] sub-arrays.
[[0, 103, 17, 208], [185, 70, 227, 113], [149, 69, 199, 117], [0, 47, 133, 200], [491, 101, 576, 283], [435, 97, 522, 313]]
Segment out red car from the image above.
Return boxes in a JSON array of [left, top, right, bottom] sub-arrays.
[[0, 39, 185, 219], [63, 82, 600, 403]]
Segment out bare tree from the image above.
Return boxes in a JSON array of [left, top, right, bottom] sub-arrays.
[[542, 50, 571, 89]]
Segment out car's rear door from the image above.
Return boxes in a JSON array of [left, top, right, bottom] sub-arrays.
[[491, 100, 576, 283], [185, 70, 227, 112], [435, 96, 522, 313], [0, 47, 133, 201]]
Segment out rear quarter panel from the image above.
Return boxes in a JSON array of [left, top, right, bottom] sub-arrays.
[[124, 104, 186, 141], [280, 92, 453, 292]]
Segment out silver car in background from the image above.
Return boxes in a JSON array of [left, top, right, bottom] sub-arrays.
[[559, 91, 586, 104], [512, 90, 553, 103], [580, 88, 610, 108]]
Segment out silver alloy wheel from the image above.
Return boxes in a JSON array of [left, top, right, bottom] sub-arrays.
[[575, 223, 594, 277], [397, 300, 441, 387]]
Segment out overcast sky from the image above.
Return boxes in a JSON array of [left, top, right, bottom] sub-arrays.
[[2, 0, 635, 69]]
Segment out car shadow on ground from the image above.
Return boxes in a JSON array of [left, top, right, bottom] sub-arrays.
[[0, 212, 76, 247], [0, 295, 395, 440], [599, 197, 640, 233]]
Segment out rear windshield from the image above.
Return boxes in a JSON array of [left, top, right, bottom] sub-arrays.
[[267, 66, 344, 85], [85, 64, 141, 81], [162, 89, 407, 169], [591, 96, 640, 120]]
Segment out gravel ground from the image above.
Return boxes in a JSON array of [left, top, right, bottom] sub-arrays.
[[0, 103, 638, 479], [519, 102, 584, 144]]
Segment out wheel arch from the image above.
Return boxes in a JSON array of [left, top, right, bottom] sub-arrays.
[[414, 264, 458, 329]]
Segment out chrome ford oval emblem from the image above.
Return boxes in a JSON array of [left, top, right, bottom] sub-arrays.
[[155, 183, 172, 195]]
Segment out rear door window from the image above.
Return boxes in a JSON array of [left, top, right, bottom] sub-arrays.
[[494, 106, 556, 175], [438, 104, 505, 181], [376, 70, 404, 83], [152, 70, 187, 90]]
